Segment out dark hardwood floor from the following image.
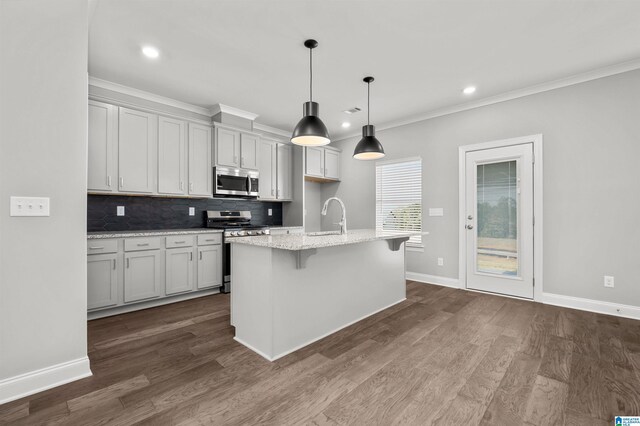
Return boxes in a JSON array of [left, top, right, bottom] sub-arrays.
[[2, 281, 640, 425]]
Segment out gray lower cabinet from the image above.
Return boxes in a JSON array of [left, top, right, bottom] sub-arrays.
[[166, 247, 195, 295], [197, 245, 222, 289], [87, 253, 118, 309], [124, 250, 162, 303]]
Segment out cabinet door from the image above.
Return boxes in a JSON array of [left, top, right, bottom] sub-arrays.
[[277, 144, 293, 200], [124, 250, 161, 303], [119, 108, 157, 193], [87, 253, 118, 310], [305, 147, 324, 177], [197, 245, 222, 289], [88, 100, 117, 192], [165, 248, 194, 295], [158, 116, 187, 195], [258, 140, 276, 200], [188, 123, 213, 197], [216, 128, 240, 167], [240, 133, 259, 170], [324, 149, 340, 180]]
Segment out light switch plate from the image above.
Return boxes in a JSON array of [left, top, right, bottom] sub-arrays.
[[10, 196, 50, 217], [189, 207, 195, 216], [117, 206, 125, 216], [268, 209, 272, 216], [429, 208, 444, 217]]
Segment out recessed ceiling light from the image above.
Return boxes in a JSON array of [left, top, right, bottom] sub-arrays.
[[463, 86, 476, 95], [142, 46, 160, 59], [341, 122, 351, 128]]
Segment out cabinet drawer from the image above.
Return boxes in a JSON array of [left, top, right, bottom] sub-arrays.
[[87, 239, 118, 255], [124, 237, 161, 252], [197, 233, 222, 246], [166, 235, 195, 249]]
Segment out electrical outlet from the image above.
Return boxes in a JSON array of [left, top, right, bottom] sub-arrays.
[[604, 275, 615, 288], [189, 207, 195, 216], [268, 209, 273, 216], [437, 257, 444, 267], [117, 206, 125, 216]]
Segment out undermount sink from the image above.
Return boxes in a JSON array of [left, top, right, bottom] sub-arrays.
[[306, 231, 342, 237]]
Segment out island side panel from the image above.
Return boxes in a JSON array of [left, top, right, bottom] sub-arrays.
[[271, 239, 407, 360], [231, 243, 274, 359]]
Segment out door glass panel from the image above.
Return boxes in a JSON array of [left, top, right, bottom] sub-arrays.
[[476, 161, 518, 276]]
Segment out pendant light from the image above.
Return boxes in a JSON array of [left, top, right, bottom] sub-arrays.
[[291, 39, 330, 146], [353, 76, 385, 160]]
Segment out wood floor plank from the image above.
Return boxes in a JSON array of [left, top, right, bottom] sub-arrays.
[[523, 375, 568, 425], [5, 283, 640, 425]]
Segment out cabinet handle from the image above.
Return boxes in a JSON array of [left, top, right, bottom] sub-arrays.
[[271, 189, 274, 196], [234, 155, 238, 164], [107, 176, 111, 187], [199, 252, 202, 260], [126, 258, 130, 268], [113, 259, 116, 270], [119, 177, 124, 188], [180, 181, 184, 191], [89, 246, 104, 250], [190, 252, 193, 261], [137, 243, 149, 247], [174, 240, 186, 244], [189, 182, 194, 192]]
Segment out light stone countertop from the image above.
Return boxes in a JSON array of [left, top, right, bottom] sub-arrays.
[[227, 229, 418, 251], [269, 226, 304, 231], [87, 228, 223, 239]]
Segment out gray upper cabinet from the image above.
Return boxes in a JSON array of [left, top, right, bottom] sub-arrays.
[[305, 147, 325, 177], [158, 116, 187, 195], [124, 249, 162, 303], [240, 133, 259, 170], [188, 123, 213, 197], [165, 247, 194, 295], [324, 149, 341, 180], [216, 127, 240, 168], [119, 107, 157, 193], [305, 147, 341, 181], [87, 252, 118, 310], [88, 100, 118, 192], [258, 140, 277, 200], [276, 144, 293, 200]]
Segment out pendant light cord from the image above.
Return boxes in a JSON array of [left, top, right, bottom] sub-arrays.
[[309, 48, 313, 102], [367, 81, 370, 125]]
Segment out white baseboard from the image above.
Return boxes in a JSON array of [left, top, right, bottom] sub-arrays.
[[542, 292, 640, 321], [0, 357, 92, 405], [406, 272, 461, 289]]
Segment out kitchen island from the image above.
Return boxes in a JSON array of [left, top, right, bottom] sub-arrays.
[[228, 229, 415, 361]]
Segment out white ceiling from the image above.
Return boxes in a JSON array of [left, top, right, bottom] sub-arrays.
[[89, 0, 640, 139]]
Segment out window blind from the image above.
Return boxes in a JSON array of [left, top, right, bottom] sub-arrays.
[[375, 158, 422, 245]]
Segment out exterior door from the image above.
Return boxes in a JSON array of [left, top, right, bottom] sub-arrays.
[[465, 143, 534, 298]]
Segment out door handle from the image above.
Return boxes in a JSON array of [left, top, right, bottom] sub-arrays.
[[466, 224, 474, 230]]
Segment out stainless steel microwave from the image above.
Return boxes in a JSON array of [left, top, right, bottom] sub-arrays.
[[214, 166, 259, 198]]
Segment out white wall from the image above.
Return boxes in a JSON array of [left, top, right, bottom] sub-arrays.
[[0, 0, 90, 403], [333, 69, 640, 307]]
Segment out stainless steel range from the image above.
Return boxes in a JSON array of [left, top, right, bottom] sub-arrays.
[[206, 210, 270, 293]]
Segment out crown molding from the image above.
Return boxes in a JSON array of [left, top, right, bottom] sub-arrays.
[[88, 76, 211, 116], [252, 122, 291, 138], [209, 104, 259, 121], [334, 58, 640, 142]]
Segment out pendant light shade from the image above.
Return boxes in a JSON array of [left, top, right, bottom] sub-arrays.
[[291, 39, 330, 146], [354, 76, 385, 160]]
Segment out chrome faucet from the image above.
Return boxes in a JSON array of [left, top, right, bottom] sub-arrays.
[[321, 197, 347, 235]]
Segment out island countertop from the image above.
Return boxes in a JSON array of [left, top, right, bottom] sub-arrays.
[[227, 229, 419, 251]]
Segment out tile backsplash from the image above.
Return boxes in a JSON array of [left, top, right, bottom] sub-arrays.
[[88, 195, 283, 232]]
